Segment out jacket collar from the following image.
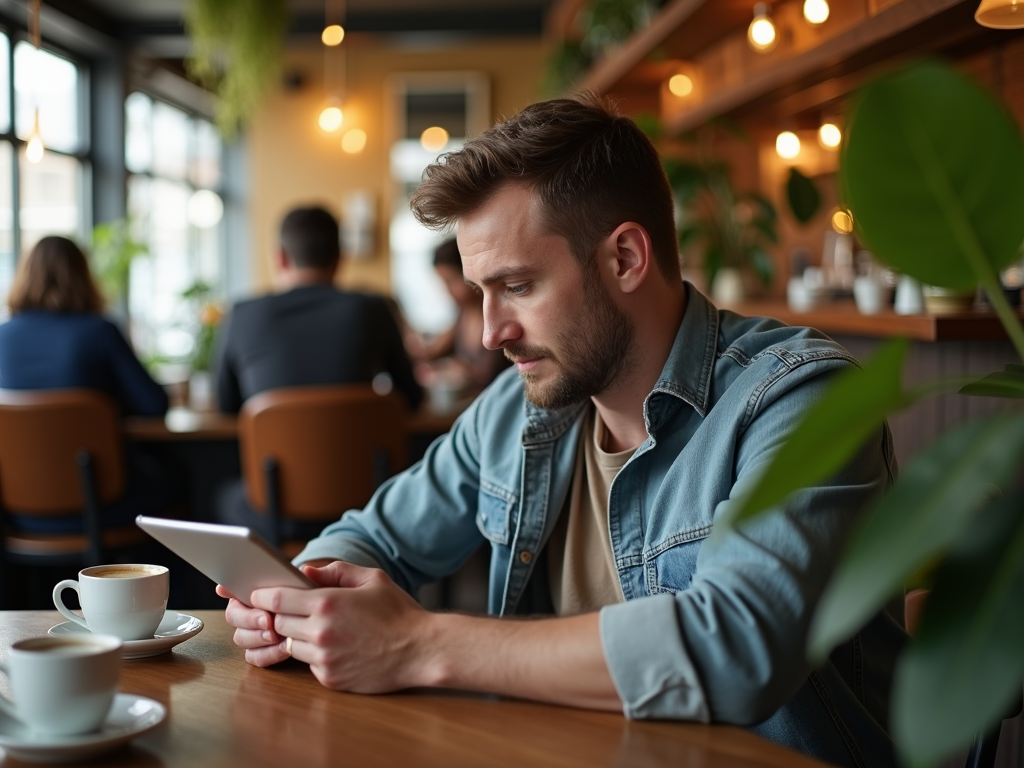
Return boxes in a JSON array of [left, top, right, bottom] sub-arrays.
[[521, 282, 717, 444]]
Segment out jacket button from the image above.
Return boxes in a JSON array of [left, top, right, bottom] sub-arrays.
[[519, 550, 533, 564]]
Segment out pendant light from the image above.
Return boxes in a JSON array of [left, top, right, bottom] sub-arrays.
[[25, 0, 44, 163], [318, 0, 346, 133], [975, 0, 1024, 27], [748, 3, 778, 53]]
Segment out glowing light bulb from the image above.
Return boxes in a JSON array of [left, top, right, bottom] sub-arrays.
[[322, 24, 345, 46], [818, 122, 842, 149], [318, 104, 344, 133], [803, 0, 830, 25], [748, 3, 777, 52], [668, 74, 694, 98], [342, 128, 367, 154], [832, 209, 854, 234], [775, 131, 801, 160], [26, 109, 44, 164], [420, 126, 449, 153]]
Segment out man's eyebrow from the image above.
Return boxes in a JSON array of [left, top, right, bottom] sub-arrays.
[[465, 265, 533, 288]]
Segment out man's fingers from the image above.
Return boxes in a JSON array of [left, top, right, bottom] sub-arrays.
[[301, 560, 377, 589], [224, 596, 274, 631], [232, 627, 282, 650], [244, 644, 292, 668]]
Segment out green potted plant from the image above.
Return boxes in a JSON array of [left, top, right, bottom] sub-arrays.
[[90, 219, 147, 315], [184, 0, 288, 138], [662, 127, 777, 305], [718, 60, 1024, 767], [180, 280, 222, 410]]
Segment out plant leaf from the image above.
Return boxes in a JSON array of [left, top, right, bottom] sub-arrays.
[[785, 167, 821, 224], [958, 363, 1024, 398], [893, 491, 1024, 766], [808, 412, 1024, 662], [842, 61, 1024, 289], [719, 339, 912, 533]]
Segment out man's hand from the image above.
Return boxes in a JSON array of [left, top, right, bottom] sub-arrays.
[[217, 558, 338, 668], [250, 561, 432, 692]]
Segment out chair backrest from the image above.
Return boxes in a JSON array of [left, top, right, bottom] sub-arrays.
[[239, 385, 408, 520], [0, 389, 125, 513]]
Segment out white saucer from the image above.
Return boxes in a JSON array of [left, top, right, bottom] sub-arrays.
[[0, 693, 165, 763], [48, 611, 203, 659]]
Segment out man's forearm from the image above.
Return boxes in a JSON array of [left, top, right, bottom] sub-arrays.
[[412, 611, 622, 711]]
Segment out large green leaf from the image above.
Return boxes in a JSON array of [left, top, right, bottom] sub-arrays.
[[808, 413, 1024, 662], [842, 61, 1024, 289], [893, 492, 1024, 767], [958, 363, 1024, 398], [720, 339, 911, 532]]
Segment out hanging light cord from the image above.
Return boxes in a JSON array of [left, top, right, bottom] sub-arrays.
[[29, 0, 42, 48]]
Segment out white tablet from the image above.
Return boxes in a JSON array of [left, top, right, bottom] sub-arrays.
[[136, 516, 316, 605]]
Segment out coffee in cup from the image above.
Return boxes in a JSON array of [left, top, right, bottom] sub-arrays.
[[53, 564, 169, 641], [0, 635, 122, 735]]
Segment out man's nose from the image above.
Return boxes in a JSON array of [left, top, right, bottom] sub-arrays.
[[481, 296, 520, 351]]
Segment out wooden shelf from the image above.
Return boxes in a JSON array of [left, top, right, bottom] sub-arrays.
[[736, 300, 1020, 342], [569, 0, 1017, 133]]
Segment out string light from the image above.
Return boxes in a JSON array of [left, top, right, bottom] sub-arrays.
[[832, 209, 854, 234], [748, 3, 778, 53], [818, 122, 842, 149], [420, 126, 449, 152], [342, 128, 366, 154], [803, 0, 830, 25], [26, 1, 44, 163], [775, 131, 800, 159], [318, 101, 344, 133], [322, 24, 345, 46], [668, 74, 694, 97]]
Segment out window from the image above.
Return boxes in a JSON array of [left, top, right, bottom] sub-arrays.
[[0, 36, 87, 317], [125, 92, 224, 366]]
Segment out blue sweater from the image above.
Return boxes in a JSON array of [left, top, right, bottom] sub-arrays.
[[0, 311, 168, 417]]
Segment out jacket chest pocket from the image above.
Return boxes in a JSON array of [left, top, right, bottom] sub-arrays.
[[475, 481, 517, 546], [645, 532, 708, 595]]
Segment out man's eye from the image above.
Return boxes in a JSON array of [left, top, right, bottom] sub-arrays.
[[506, 283, 529, 296]]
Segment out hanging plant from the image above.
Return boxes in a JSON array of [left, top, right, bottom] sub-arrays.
[[785, 166, 821, 224], [184, 0, 289, 139]]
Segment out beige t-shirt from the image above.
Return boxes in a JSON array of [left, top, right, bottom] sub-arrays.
[[547, 406, 631, 616]]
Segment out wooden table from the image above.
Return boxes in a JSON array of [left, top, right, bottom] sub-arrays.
[[0, 611, 825, 768]]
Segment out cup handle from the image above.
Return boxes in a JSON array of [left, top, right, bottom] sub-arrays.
[[52, 580, 89, 630], [0, 661, 22, 722]]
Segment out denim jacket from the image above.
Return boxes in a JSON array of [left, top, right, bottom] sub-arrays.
[[296, 285, 904, 768]]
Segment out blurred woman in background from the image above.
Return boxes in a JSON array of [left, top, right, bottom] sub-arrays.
[[0, 235, 176, 535], [0, 235, 167, 415]]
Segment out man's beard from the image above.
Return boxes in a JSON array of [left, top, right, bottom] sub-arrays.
[[505, 269, 635, 410]]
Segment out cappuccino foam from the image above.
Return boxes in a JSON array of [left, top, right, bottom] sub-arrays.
[[91, 566, 162, 579]]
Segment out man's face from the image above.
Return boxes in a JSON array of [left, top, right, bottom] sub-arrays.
[[458, 184, 634, 410]]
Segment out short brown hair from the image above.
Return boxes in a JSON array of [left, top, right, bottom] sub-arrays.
[[280, 206, 341, 269], [8, 236, 104, 315], [410, 94, 681, 282]]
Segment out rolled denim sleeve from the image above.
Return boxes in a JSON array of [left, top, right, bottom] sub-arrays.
[[599, 368, 894, 724]]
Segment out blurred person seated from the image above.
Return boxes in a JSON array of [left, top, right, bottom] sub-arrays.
[[407, 238, 510, 397], [213, 205, 422, 539], [214, 206, 422, 414], [0, 235, 176, 533]]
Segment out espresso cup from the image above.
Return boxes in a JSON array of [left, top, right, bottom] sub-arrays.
[[53, 564, 169, 641], [0, 635, 122, 735]]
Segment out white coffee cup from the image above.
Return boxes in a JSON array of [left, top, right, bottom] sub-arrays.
[[0, 635, 122, 735], [53, 564, 169, 641], [853, 275, 885, 315]]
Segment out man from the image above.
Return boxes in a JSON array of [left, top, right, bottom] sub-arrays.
[[213, 205, 422, 414], [220, 98, 902, 768], [213, 206, 422, 537]]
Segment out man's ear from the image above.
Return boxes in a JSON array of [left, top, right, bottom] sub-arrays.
[[602, 222, 652, 295], [275, 247, 290, 272]]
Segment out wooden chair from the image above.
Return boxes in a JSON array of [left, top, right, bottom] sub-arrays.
[[0, 389, 150, 607], [239, 385, 408, 556]]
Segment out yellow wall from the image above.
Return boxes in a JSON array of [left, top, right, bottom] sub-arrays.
[[246, 36, 550, 295]]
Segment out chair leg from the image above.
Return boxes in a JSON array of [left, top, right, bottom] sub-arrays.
[[262, 457, 282, 548], [76, 450, 104, 566]]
